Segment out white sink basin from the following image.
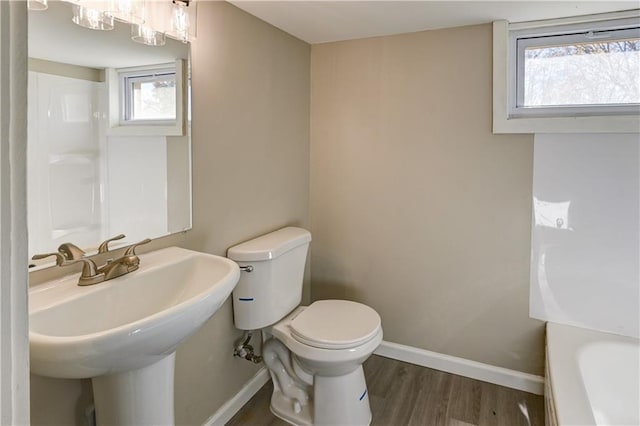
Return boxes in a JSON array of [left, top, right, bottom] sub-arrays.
[[29, 246, 240, 425]]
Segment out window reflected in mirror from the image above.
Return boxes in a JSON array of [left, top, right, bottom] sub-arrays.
[[27, 0, 192, 266]]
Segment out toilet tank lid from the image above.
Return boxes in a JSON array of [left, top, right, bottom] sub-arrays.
[[227, 227, 311, 261]]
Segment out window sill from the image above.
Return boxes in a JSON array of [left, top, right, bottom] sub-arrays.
[[107, 124, 184, 137], [493, 114, 640, 134]]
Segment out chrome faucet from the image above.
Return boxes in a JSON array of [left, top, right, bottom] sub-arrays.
[[32, 237, 151, 286]]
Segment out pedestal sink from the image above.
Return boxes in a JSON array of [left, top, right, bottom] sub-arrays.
[[29, 247, 240, 425]]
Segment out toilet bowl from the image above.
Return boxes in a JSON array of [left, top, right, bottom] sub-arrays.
[[227, 227, 383, 425], [272, 300, 382, 376], [265, 301, 382, 426]]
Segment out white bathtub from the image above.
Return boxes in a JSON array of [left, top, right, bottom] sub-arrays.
[[546, 322, 640, 426]]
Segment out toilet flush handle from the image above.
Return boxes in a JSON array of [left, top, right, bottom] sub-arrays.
[[239, 265, 254, 273]]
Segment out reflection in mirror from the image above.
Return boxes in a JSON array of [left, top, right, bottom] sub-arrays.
[[27, 1, 192, 267]]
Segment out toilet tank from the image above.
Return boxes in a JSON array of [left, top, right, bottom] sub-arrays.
[[227, 227, 311, 330]]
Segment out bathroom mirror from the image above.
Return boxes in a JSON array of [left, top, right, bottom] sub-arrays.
[[27, 1, 192, 266]]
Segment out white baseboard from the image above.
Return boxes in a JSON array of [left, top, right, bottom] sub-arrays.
[[374, 340, 544, 395], [202, 341, 543, 425], [203, 367, 271, 426]]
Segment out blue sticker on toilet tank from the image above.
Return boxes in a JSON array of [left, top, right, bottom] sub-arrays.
[[238, 297, 254, 302], [359, 389, 367, 401]]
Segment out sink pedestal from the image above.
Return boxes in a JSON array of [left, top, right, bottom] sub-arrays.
[[92, 354, 175, 426], [29, 247, 240, 425]]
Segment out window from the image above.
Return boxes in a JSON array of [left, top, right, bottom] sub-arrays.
[[107, 60, 185, 136], [509, 18, 640, 118], [120, 67, 177, 124]]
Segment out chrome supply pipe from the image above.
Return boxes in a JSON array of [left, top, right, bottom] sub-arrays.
[[233, 331, 262, 364]]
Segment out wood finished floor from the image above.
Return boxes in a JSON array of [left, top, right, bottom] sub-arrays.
[[227, 355, 544, 426]]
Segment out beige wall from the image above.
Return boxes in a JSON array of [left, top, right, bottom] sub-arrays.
[[310, 24, 544, 375], [28, 58, 104, 82], [29, 2, 310, 425], [29, 12, 545, 424]]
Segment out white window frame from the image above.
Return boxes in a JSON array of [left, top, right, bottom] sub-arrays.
[[120, 67, 177, 126], [511, 20, 640, 118], [107, 60, 185, 137], [493, 11, 640, 134]]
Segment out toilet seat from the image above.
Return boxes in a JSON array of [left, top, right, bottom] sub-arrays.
[[270, 303, 383, 377], [290, 300, 381, 350]]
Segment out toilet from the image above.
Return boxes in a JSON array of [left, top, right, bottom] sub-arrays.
[[227, 227, 383, 426]]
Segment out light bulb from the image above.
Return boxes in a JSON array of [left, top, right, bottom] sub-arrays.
[[131, 24, 166, 46], [107, 0, 145, 24], [171, 1, 190, 43], [72, 4, 114, 31]]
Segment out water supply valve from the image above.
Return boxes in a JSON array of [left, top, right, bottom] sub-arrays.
[[233, 331, 263, 364]]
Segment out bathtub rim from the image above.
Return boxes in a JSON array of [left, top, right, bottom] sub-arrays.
[[546, 321, 640, 426]]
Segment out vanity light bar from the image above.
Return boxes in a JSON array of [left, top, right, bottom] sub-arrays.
[[28, 0, 197, 46]]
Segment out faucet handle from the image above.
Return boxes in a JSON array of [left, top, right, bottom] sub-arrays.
[[124, 238, 151, 256], [67, 258, 101, 285], [98, 234, 126, 254], [58, 242, 86, 260], [32, 252, 67, 266], [31, 254, 99, 284]]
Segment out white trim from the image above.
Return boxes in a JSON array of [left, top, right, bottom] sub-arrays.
[[0, 1, 30, 424], [119, 65, 177, 126], [510, 20, 640, 118], [202, 368, 271, 426], [200, 342, 543, 425], [492, 15, 640, 134], [107, 59, 186, 137], [493, 20, 511, 133], [374, 341, 544, 395], [510, 9, 640, 31]]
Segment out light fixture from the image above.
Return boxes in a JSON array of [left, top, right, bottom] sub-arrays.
[[72, 4, 115, 31], [131, 23, 166, 46], [58, 0, 196, 44], [171, 0, 190, 43], [106, 0, 145, 24], [27, 0, 48, 11]]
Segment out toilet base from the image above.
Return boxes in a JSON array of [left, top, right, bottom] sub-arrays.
[[270, 388, 313, 426], [314, 367, 371, 426], [270, 366, 371, 426]]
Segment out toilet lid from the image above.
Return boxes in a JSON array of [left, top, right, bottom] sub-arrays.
[[290, 300, 381, 350]]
